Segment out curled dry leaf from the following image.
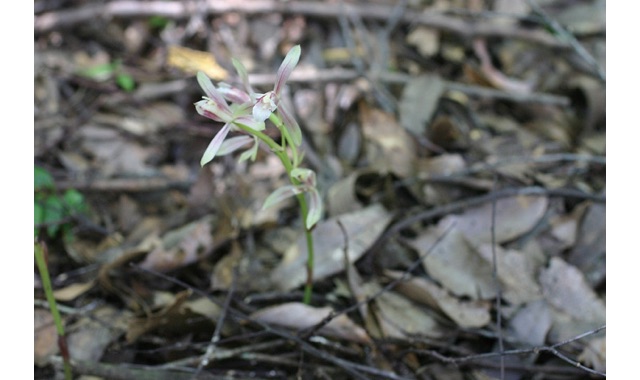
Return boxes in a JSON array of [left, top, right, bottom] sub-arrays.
[[386, 270, 491, 328], [371, 291, 443, 339], [409, 227, 496, 300], [139, 216, 214, 272], [578, 337, 606, 373], [250, 302, 371, 344]]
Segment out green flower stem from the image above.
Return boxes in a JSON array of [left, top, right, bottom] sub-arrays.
[[35, 242, 73, 380], [234, 116, 316, 304]]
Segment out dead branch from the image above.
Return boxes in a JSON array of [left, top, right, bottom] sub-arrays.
[[35, 0, 570, 50]]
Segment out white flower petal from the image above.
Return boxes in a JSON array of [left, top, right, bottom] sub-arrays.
[[200, 123, 231, 166]]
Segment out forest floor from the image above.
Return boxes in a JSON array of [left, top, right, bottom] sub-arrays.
[[34, 1, 606, 379]]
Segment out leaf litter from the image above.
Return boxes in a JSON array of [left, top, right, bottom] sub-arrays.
[[35, 1, 606, 378]]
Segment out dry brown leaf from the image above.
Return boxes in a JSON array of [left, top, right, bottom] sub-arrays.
[[250, 302, 371, 344], [326, 170, 365, 217], [443, 195, 548, 244], [409, 227, 496, 300], [67, 306, 127, 362], [568, 202, 605, 286], [361, 104, 417, 177], [272, 204, 391, 291], [126, 290, 192, 343], [386, 270, 491, 328], [166, 45, 228, 80], [34, 309, 58, 366], [474, 244, 542, 305], [406, 27, 440, 57], [139, 216, 214, 272], [53, 280, 96, 302], [372, 291, 443, 339], [399, 74, 445, 136], [508, 300, 553, 346], [578, 337, 606, 373], [539, 257, 605, 323]]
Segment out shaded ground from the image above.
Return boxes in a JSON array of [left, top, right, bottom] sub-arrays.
[[35, 1, 605, 379]]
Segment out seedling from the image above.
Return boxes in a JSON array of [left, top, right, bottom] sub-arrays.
[[195, 46, 322, 304], [34, 166, 88, 241]]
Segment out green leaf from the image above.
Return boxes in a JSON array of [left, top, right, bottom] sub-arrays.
[[148, 15, 170, 29], [77, 62, 117, 81], [116, 73, 136, 92], [43, 196, 64, 237], [63, 189, 86, 214], [34, 166, 55, 191], [34, 202, 44, 238]]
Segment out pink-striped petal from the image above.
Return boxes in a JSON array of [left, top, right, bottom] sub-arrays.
[[274, 45, 300, 95], [217, 135, 253, 156], [235, 115, 266, 131], [197, 72, 232, 114], [278, 104, 302, 146], [200, 123, 231, 167]]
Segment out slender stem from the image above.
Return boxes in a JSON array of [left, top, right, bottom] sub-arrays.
[[35, 241, 73, 380], [235, 115, 316, 304]]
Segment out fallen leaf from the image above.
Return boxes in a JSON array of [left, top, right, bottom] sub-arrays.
[[386, 270, 491, 328], [53, 279, 96, 302], [372, 291, 443, 339], [474, 244, 542, 305], [578, 337, 606, 373], [272, 204, 391, 291], [326, 170, 366, 217], [568, 202, 605, 286], [409, 227, 496, 300], [68, 306, 128, 362], [250, 302, 371, 344], [399, 74, 445, 136], [407, 27, 440, 57], [166, 45, 228, 80], [34, 309, 58, 366], [361, 104, 417, 177], [539, 257, 605, 323], [442, 195, 548, 244], [508, 300, 553, 346], [139, 216, 214, 272]]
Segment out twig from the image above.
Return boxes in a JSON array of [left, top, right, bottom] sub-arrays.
[[248, 68, 570, 106], [366, 186, 605, 258], [412, 325, 606, 377], [132, 265, 404, 380], [489, 175, 505, 380], [35, 0, 571, 50], [526, 0, 605, 81], [193, 264, 238, 377]]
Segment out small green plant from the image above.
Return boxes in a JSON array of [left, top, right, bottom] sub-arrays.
[[77, 59, 136, 92], [195, 46, 322, 304], [34, 166, 88, 241]]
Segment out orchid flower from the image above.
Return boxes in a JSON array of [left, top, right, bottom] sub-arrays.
[[194, 45, 322, 304], [195, 72, 264, 166], [234, 46, 303, 146]]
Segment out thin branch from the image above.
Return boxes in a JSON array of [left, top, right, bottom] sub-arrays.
[[35, 0, 570, 50]]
